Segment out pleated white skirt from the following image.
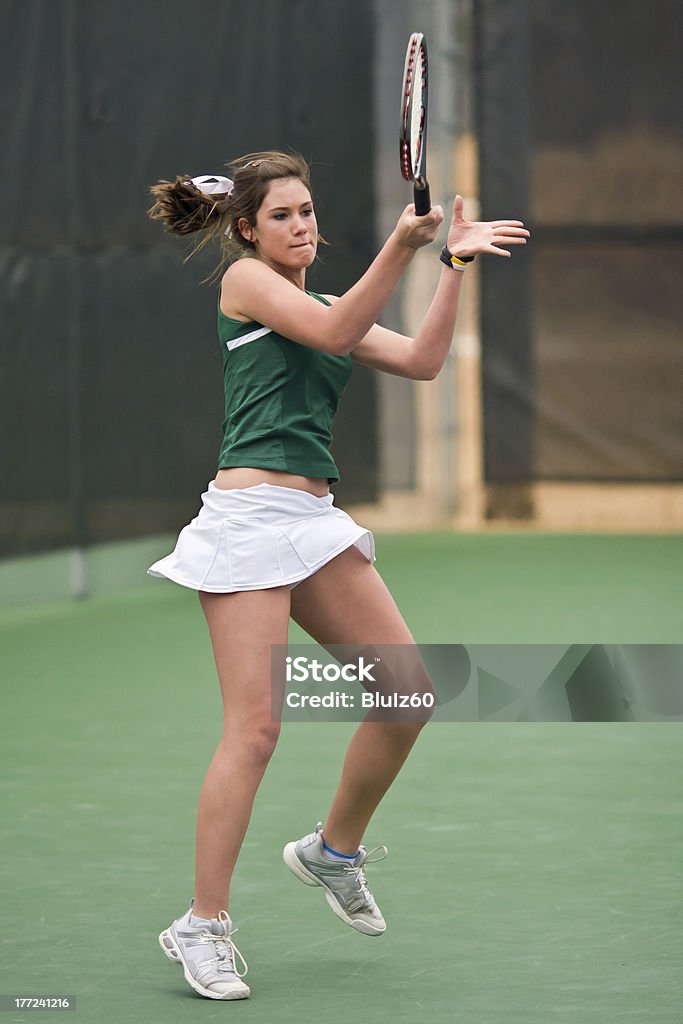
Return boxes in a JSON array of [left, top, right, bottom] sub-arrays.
[[147, 482, 375, 593]]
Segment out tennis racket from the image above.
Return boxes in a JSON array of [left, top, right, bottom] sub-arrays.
[[399, 32, 431, 216]]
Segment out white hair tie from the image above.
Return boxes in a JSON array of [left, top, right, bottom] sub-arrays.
[[186, 175, 235, 197]]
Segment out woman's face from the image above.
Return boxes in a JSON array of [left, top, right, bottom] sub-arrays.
[[244, 177, 318, 271]]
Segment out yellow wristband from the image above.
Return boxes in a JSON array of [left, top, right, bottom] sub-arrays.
[[440, 245, 475, 271]]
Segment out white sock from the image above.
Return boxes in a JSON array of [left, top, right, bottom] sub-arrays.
[[321, 838, 360, 862], [189, 912, 212, 927]]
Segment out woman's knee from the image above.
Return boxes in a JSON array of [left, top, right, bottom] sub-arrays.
[[223, 720, 281, 767], [364, 661, 437, 726]]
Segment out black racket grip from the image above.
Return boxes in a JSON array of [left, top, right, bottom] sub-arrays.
[[414, 183, 431, 216]]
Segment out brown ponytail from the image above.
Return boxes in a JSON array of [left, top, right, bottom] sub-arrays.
[[147, 150, 321, 281]]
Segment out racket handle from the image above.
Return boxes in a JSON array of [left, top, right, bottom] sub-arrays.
[[414, 183, 431, 216]]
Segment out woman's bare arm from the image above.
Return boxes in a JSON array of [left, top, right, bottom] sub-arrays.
[[346, 195, 530, 379], [220, 205, 443, 356]]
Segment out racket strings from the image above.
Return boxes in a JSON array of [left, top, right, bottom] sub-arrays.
[[410, 55, 425, 176], [400, 40, 427, 182]]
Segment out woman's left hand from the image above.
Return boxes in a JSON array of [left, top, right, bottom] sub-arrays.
[[446, 194, 530, 258]]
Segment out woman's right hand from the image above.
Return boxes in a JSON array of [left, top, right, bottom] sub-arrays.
[[393, 203, 444, 250]]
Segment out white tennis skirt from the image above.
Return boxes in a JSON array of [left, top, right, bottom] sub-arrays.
[[147, 481, 375, 593]]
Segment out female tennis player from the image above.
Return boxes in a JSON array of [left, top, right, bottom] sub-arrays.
[[147, 151, 529, 1000]]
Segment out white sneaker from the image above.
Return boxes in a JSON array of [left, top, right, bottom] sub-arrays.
[[159, 900, 250, 1000], [283, 822, 387, 936]]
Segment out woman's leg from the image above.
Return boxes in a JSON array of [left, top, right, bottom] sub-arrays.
[[193, 585, 291, 919], [290, 545, 434, 856]]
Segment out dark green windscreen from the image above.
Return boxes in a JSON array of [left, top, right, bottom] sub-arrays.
[[0, 0, 378, 557]]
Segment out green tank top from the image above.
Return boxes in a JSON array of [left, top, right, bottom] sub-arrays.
[[216, 291, 352, 483]]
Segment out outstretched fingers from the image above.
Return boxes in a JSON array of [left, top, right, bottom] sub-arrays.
[[491, 225, 529, 238], [446, 215, 530, 259], [493, 234, 528, 245], [489, 222, 530, 256]]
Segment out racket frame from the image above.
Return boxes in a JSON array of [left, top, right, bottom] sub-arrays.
[[399, 32, 430, 215]]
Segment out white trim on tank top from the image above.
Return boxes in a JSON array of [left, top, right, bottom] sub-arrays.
[[225, 326, 272, 351]]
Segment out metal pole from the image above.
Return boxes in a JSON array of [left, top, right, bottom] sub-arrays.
[[64, 0, 88, 597]]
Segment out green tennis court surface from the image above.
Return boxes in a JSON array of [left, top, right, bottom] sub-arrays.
[[2, 533, 681, 1022]]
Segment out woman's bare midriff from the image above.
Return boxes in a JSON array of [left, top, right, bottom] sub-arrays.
[[213, 467, 330, 497]]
